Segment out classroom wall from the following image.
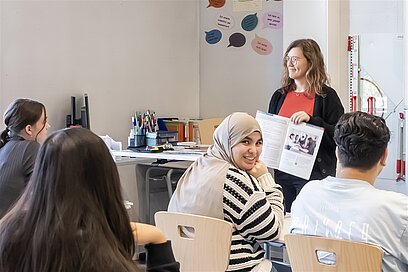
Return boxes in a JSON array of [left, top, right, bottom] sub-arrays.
[[349, 0, 407, 194], [0, 0, 200, 146], [0, 0, 350, 145], [282, 0, 349, 108], [198, 0, 283, 118]]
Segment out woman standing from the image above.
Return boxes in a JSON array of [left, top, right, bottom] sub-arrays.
[[169, 112, 284, 272], [268, 39, 344, 212], [0, 98, 50, 218]]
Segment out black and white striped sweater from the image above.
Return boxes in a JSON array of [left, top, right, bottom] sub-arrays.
[[223, 167, 284, 271]]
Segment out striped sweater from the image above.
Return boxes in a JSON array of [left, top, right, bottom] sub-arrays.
[[223, 167, 284, 271]]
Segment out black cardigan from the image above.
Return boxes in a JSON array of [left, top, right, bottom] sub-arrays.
[[145, 240, 180, 271], [268, 85, 344, 180]]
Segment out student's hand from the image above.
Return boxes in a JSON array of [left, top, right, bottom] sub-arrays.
[[290, 111, 310, 124], [131, 222, 167, 245], [247, 160, 268, 178]]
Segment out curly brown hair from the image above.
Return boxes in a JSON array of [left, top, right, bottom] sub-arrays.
[[281, 39, 330, 96]]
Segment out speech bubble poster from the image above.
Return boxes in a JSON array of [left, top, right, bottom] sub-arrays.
[[262, 12, 283, 29], [228, 32, 246, 48], [217, 14, 234, 29], [241, 13, 258, 31], [204, 0, 282, 56], [205, 29, 222, 45], [207, 0, 226, 9], [251, 34, 272, 55]]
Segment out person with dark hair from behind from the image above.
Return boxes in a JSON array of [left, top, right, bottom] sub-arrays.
[[290, 111, 408, 272], [0, 98, 50, 219], [0, 128, 179, 272]]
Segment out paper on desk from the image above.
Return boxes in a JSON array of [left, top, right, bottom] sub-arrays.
[[100, 135, 122, 151], [177, 142, 197, 146], [165, 147, 207, 155]]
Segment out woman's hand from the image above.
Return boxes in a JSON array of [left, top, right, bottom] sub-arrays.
[[131, 222, 167, 245], [290, 111, 310, 124], [247, 160, 268, 178]]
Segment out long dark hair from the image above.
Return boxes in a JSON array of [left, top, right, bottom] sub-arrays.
[[281, 39, 330, 96], [0, 128, 137, 271], [0, 98, 46, 148]]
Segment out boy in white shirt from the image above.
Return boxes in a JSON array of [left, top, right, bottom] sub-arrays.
[[290, 111, 408, 272]]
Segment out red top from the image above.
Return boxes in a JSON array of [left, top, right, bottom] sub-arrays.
[[278, 91, 315, 118]]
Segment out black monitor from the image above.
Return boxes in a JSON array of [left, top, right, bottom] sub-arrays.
[[81, 94, 90, 129], [66, 94, 90, 129]]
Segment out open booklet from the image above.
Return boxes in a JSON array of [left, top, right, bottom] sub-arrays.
[[255, 110, 324, 180]]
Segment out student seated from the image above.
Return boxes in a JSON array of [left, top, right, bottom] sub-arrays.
[[168, 112, 284, 272], [290, 111, 408, 272], [0, 98, 50, 218], [0, 128, 179, 272]]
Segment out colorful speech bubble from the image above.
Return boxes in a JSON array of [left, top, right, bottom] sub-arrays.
[[241, 13, 258, 31], [205, 29, 222, 45], [251, 34, 273, 55], [262, 12, 283, 29], [228, 32, 246, 48], [207, 0, 225, 8], [217, 14, 234, 29]]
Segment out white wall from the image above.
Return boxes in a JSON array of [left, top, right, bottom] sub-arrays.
[[349, 0, 407, 194], [199, 0, 283, 118], [0, 0, 199, 145], [282, 0, 349, 107], [283, 0, 327, 55]]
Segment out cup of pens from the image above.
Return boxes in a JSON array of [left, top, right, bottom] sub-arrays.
[[134, 134, 146, 147], [129, 110, 158, 147]]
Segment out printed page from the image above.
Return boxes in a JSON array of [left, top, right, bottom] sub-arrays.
[[278, 122, 324, 180], [255, 111, 289, 169]]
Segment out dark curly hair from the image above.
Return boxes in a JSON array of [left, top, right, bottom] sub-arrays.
[[333, 111, 390, 170]]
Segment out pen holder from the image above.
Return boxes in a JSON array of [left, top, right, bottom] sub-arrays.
[[135, 135, 146, 147], [146, 132, 158, 147], [129, 135, 146, 147]]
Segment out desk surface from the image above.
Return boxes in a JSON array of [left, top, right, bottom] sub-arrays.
[[112, 149, 203, 162]]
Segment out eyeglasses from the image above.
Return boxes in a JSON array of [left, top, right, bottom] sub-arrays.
[[285, 56, 304, 65]]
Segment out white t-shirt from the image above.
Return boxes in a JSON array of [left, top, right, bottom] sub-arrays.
[[290, 176, 408, 272]]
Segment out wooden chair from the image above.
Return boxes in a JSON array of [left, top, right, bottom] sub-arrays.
[[284, 234, 383, 272], [154, 211, 232, 272]]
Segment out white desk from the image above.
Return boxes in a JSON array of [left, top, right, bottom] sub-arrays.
[[112, 149, 203, 162], [113, 149, 200, 224]]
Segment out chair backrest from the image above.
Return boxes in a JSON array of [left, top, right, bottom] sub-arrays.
[[155, 211, 232, 272], [194, 118, 223, 145], [284, 234, 383, 272]]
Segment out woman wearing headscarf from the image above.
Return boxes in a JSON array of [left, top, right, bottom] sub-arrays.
[[168, 112, 284, 272]]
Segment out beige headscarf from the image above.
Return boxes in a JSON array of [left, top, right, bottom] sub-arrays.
[[168, 112, 262, 219]]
